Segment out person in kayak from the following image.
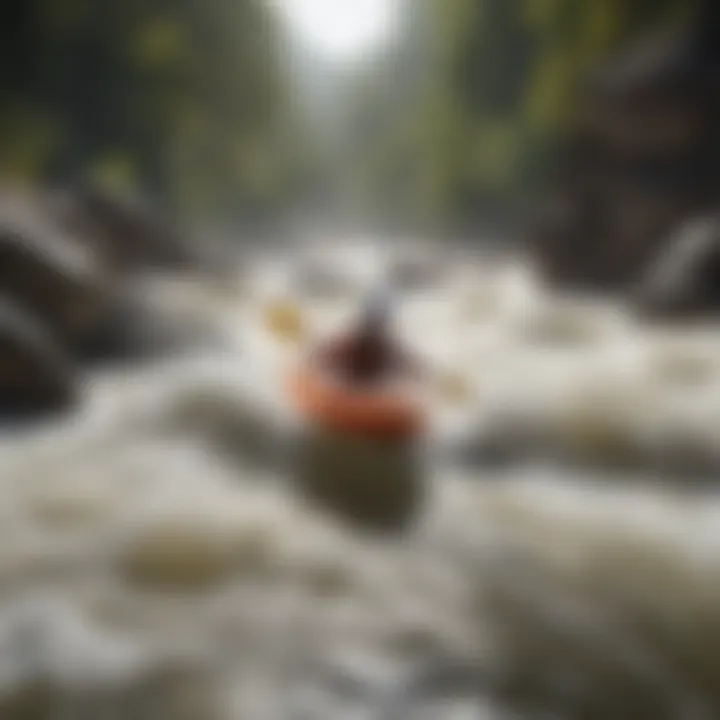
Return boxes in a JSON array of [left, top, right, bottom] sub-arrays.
[[313, 288, 422, 387]]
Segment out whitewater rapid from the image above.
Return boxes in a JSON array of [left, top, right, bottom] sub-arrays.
[[2, 240, 720, 718]]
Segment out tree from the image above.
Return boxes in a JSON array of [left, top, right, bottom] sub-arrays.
[[0, 0, 309, 226], [339, 0, 700, 235]]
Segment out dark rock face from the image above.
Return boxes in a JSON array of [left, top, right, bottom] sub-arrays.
[[47, 184, 198, 274], [0, 197, 108, 346], [0, 298, 77, 416], [0, 184, 220, 417], [635, 214, 720, 320], [78, 283, 222, 364], [529, 14, 720, 296]]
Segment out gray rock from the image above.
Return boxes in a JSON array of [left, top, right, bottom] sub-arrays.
[[528, 10, 720, 294], [78, 284, 222, 364], [47, 184, 200, 274], [0, 297, 78, 415], [0, 194, 108, 346], [635, 213, 720, 319]]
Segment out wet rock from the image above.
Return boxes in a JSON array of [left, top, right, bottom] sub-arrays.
[[0, 188, 223, 367], [635, 214, 720, 320], [78, 284, 222, 364], [528, 7, 720, 293], [529, 189, 608, 291], [0, 194, 108, 346], [47, 183, 199, 274], [294, 428, 425, 533], [0, 298, 77, 416]]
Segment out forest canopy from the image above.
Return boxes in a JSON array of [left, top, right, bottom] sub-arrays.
[[0, 0, 700, 234], [0, 0, 313, 224], [341, 0, 697, 234]]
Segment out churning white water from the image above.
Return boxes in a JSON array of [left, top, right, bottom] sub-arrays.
[[3, 239, 720, 718]]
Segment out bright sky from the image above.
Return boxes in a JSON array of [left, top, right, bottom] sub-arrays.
[[271, 0, 399, 61]]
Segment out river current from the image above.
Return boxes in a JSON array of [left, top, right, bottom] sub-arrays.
[[2, 240, 720, 719]]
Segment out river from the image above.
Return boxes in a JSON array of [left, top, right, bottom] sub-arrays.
[[1, 239, 719, 718]]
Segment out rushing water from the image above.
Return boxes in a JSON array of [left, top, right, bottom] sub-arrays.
[[3, 240, 720, 719]]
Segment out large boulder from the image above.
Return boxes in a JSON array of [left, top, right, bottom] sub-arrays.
[[528, 10, 720, 293], [77, 290, 216, 369], [531, 180, 695, 293], [46, 183, 200, 274], [0, 297, 77, 416], [0, 194, 109, 346], [78, 277, 224, 364], [635, 214, 720, 320]]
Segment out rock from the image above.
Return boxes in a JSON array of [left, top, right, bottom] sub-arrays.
[[635, 214, 720, 319], [78, 283, 222, 364], [0, 297, 78, 416], [529, 189, 610, 291], [0, 193, 108, 345], [529, 150, 698, 294], [47, 183, 199, 274], [0, 188, 220, 365], [528, 9, 720, 293]]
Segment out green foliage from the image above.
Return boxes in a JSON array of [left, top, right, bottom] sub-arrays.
[[342, 0, 697, 233], [0, 0, 308, 224], [1, 0, 699, 232]]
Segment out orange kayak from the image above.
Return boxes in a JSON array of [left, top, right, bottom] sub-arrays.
[[286, 365, 426, 442]]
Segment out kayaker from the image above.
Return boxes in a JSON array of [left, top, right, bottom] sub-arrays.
[[313, 288, 422, 387], [293, 287, 426, 531]]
